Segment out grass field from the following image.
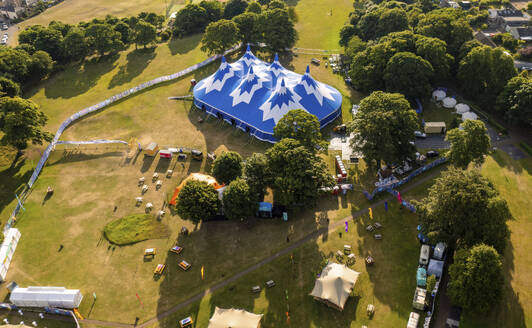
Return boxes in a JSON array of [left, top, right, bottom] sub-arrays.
[[104, 214, 170, 245]]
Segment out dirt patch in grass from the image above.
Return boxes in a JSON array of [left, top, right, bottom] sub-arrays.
[[104, 213, 170, 245]]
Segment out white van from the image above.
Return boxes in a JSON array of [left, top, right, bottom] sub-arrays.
[[419, 244, 430, 266], [407, 311, 420, 328]]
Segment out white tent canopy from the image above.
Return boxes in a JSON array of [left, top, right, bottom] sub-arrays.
[[455, 103, 470, 114], [432, 89, 446, 101], [10, 286, 83, 309], [442, 97, 457, 108], [462, 111, 478, 121], [310, 263, 360, 311], [208, 307, 263, 328]]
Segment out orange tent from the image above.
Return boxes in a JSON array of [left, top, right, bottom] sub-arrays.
[[169, 173, 224, 205]]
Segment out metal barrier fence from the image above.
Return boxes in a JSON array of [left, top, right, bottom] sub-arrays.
[[5, 44, 243, 231]]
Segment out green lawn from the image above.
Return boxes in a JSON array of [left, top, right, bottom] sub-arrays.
[[104, 214, 170, 245], [421, 100, 459, 128]]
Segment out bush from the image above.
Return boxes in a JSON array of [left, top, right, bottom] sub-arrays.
[[159, 30, 171, 42], [519, 142, 532, 156], [103, 214, 170, 245]]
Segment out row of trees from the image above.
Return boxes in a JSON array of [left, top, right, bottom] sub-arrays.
[[176, 110, 332, 222], [192, 2, 297, 54]]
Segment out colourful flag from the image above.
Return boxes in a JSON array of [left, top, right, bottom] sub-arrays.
[[201, 266, 205, 280], [384, 201, 388, 212], [345, 221, 348, 232], [369, 207, 373, 220], [397, 191, 402, 203], [135, 293, 144, 308]]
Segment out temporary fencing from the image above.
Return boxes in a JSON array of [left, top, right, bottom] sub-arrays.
[[5, 44, 243, 231]]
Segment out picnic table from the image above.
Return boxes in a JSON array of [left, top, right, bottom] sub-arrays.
[[170, 246, 183, 254], [179, 260, 191, 271], [144, 248, 156, 257], [251, 286, 261, 293], [154, 264, 166, 275], [266, 280, 275, 288]]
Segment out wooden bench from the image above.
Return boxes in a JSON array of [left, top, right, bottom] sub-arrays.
[[179, 260, 191, 271], [266, 280, 275, 288], [154, 264, 165, 275], [170, 246, 183, 254], [251, 286, 261, 293]]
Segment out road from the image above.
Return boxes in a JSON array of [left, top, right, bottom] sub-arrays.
[[514, 60, 532, 71], [78, 170, 442, 328]]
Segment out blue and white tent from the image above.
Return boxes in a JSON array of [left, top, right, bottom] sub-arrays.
[[193, 46, 343, 143]]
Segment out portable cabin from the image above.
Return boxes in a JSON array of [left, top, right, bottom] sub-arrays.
[[419, 244, 430, 266], [159, 150, 172, 159], [424, 122, 446, 134], [433, 242, 447, 260], [256, 202, 273, 218], [10, 286, 83, 309], [407, 312, 420, 328], [412, 287, 426, 311], [145, 142, 159, 156], [416, 267, 427, 287]]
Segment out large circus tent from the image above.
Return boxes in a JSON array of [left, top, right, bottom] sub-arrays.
[[193, 46, 343, 143]]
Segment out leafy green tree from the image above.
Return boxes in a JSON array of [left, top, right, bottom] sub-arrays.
[[48, 20, 72, 37], [384, 52, 434, 98], [356, 9, 380, 41], [446, 119, 491, 169], [223, 0, 249, 19], [457, 39, 483, 62], [201, 20, 240, 55], [344, 35, 366, 60], [233, 12, 261, 44], [415, 35, 453, 79], [349, 42, 396, 91], [199, 0, 224, 22], [29, 50, 53, 80], [212, 151, 243, 184], [258, 0, 270, 5], [19, 25, 64, 61], [243, 152, 270, 201], [406, 7, 425, 27], [173, 4, 209, 36], [0, 47, 32, 83], [357, 8, 409, 41], [415, 168, 511, 253], [0, 77, 21, 97], [417, 0, 436, 13], [496, 75, 532, 125], [176, 180, 220, 222], [268, 0, 285, 9], [223, 178, 256, 220], [134, 20, 157, 49], [339, 25, 356, 47], [64, 27, 89, 61], [259, 8, 297, 52], [266, 139, 333, 206], [416, 8, 473, 56], [448, 244, 504, 313], [113, 21, 133, 44], [348, 91, 418, 167], [492, 33, 520, 53], [0, 97, 52, 149], [426, 275, 437, 293], [246, 1, 262, 13], [457, 46, 517, 103], [273, 109, 323, 151], [139, 12, 165, 28], [85, 23, 124, 56]]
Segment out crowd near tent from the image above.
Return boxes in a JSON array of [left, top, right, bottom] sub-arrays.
[[193, 46, 343, 143], [461, 111, 478, 121], [310, 263, 360, 311], [442, 97, 457, 108], [455, 103, 470, 114], [0, 228, 21, 281], [10, 286, 83, 309], [208, 307, 263, 328], [432, 89, 446, 101]]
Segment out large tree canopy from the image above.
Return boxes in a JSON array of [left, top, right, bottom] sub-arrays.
[[133, 20, 157, 49], [448, 244, 504, 313], [0, 97, 52, 149], [0, 47, 32, 83], [457, 46, 517, 103], [384, 51, 434, 98], [223, 178, 256, 220], [19, 25, 64, 61], [232, 12, 261, 45], [173, 4, 209, 36], [211, 151, 243, 184], [273, 109, 322, 151], [356, 7, 409, 41], [445, 119, 491, 169], [176, 180, 220, 222], [259, 8, 297, 52], [243, 152, 270, 201], [496, 75, 532, 126], [85, 23, 124, 56], [0, 77, 21, 98], [223, 0, 249, 19], [348, 91, 418, 167], [201, 19, 239, 55], [265, 139, 333, 206], [415, 168, 511, 253]]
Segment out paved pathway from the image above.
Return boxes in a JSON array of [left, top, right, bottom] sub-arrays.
[[79, 170, 441, 328]]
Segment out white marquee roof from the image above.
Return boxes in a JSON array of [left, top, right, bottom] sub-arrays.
[[208, 307, 263, 328], [310, 263, 360, 310]]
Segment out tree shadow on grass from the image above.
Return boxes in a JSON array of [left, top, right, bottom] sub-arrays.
[[491, 149, 531, 175], [0, 157, 31, 214], [42, 54, 120, 99], [108, 48, 157, 89], [167, 34, 202, 56], [46, 150, 124, 166]]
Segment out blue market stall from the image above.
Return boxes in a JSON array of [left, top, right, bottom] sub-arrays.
[[193, 46, 343, 143]]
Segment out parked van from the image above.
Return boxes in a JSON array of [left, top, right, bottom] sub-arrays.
[[407, 312, 420, 328], [419, 244, 430, 266]]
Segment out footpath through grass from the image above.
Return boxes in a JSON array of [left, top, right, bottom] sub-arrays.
[[104, 214, 170, 245]]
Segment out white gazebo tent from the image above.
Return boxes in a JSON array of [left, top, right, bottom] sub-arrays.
[[462, 111, 479, 121], [432, 89, 446, 101], [442, 97, 457, 108], [310, 263, 360, 311], [455, 103, 470, 114], [208, 307, 263, 328], [10, 286, 83, 309]]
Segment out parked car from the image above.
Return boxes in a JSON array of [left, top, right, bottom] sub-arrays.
[[2, 24, 8, 30], [433, 242, 447, 260], [419, 244, 430, 266], [426, 150, 439, 158], [521, 66, 532, 71], [414, 131, 426, 139]]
